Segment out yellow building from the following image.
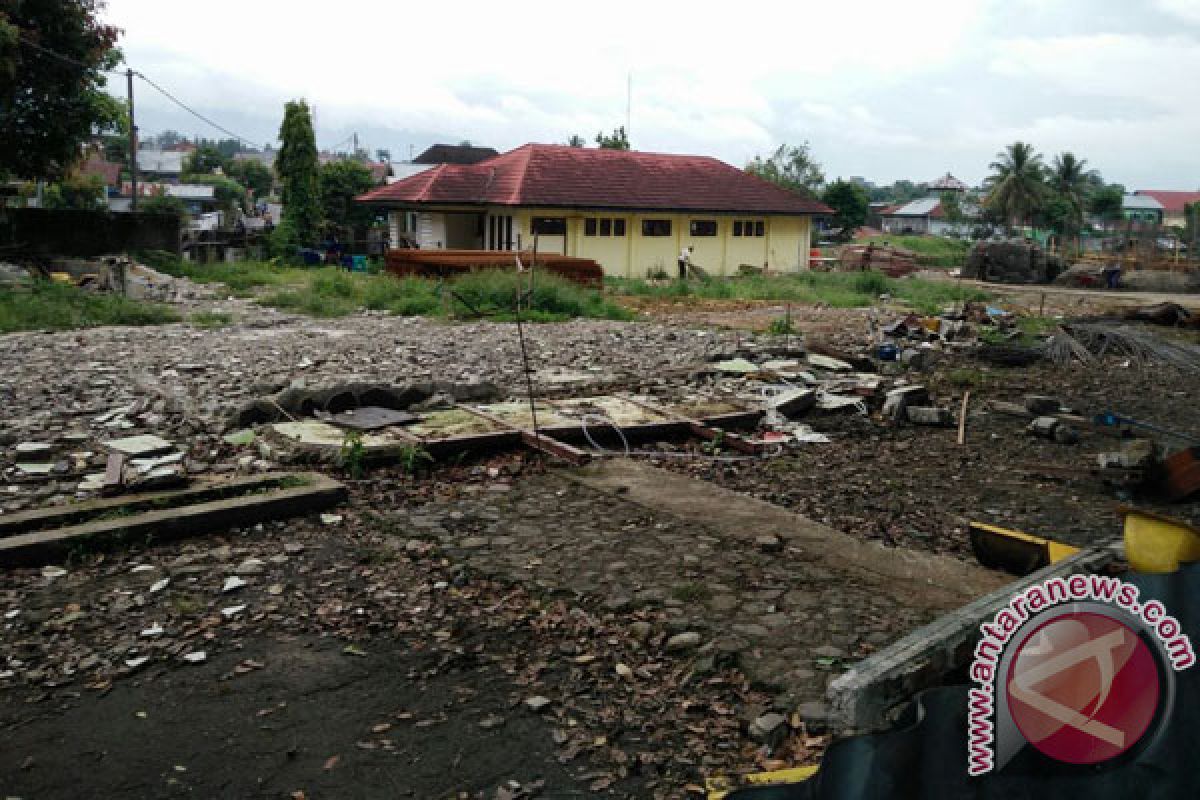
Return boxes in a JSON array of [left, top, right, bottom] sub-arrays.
[[358, 144, 830, 278]]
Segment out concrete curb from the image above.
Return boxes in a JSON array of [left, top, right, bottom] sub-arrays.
[[825, 541, 1122, 733]]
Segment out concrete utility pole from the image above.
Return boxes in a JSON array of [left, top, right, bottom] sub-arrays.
[[126, 68, 139, 211]]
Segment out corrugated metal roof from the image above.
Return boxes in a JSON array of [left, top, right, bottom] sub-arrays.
[[884, 197, 942, 217], [1122, 195, 1164, 211], [1133, 191, 1200, 214], [729, 561, 1200, 799], [358, 144, 832, 215], [135, 150, 184, 174]]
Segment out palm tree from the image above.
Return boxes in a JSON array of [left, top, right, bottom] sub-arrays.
[[1049, 152, 1095, 255], [985, 142, 1046, 233]]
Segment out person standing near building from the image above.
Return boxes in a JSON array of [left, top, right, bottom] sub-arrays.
[[678, 246, 692, 280]]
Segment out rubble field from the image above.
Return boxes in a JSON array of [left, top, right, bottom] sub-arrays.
[[5, 269, 1200, 798]]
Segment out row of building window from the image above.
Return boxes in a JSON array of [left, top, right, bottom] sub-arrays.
[[579, 217, 767, 238], [584, 217, 628, 237]]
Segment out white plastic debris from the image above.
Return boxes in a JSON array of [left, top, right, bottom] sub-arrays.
[[125, 656, 150, 669], [150, 578, 170, 593], [4, 609, 19, 620], [220, 605, 246, 618], [131, 565, 155, 573], [320, 513, 343, 525], [222, 576, 247, 593], [140, 623, 164, 637], [42, 566, 67, 579], [183, 651, 207, 664]]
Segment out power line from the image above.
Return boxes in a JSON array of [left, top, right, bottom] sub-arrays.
[[17, 29, 262, 149], [132, 72, 260, 148]]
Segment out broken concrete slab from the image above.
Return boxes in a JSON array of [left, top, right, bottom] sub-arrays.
[[329, 406, 418, 431], [825, 542, 1119, 733], [905, 406, 953, 427], [0, 472, 345, 567], [103, 434, 174, 457], [769, 388, 817, 418]]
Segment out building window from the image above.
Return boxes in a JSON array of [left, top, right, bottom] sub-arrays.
[[613, 219, 626, 237], [531, 216, 566, 235], [733, 219, 765, 237], [599, 218, 612, 236], [690, 219, 717, 237], [584, 218, 597, 236], [641, 219, 672, 237]]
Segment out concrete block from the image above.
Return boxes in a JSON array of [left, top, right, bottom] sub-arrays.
[[905, 406, 952, 427]]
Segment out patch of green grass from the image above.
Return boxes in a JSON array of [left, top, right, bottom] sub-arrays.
[[0, 281, 180, 333], [609, 272, 988, 314], [946, 368, 985, 388], [671, 582, 711, 604], [1017, 316, 1059, 337], [859, 235, 972, 267], [263, 267, 631, 323], [189, 310, 233, 328], [766, 316, 796, 336]]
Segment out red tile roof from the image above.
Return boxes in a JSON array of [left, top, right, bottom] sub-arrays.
[[1134, 190, 1200, 214], [358, 144, 831, 215]]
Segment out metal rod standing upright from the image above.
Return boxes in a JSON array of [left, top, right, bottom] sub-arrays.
[[127, 68, 139, 211]]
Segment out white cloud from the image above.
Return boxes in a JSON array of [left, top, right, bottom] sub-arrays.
[[101, 0, 1200, 187]]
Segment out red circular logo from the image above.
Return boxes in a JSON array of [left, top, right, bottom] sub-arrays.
[[1006, 612, 1161, 765]]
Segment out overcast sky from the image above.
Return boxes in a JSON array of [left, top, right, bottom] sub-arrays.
[[101, 0, 1200, 189]]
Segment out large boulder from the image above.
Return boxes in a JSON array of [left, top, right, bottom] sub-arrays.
[[963, 239, 1063, 284]]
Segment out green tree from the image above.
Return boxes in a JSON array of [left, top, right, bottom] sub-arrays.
[[139, 192, 188, 221], [1088, 186, 1125, 233], [984, 141, 1047, 231], [228, 159, 272, 199], [821, 180, 869, 238], [746, 143, 825, 199], [184, 145, 230, 175], [1047, 152, 1094, 247], [152, 130, 186, 149], [276, 100, 321, 246], [184, 174, 246, 217], [0, 1, 123, 180], [318, 159, 375, 234], [595, 126, 630, 150], [566, 134, 586, 148], [940, 191, 967, 229], [41, 174, 105, 209]]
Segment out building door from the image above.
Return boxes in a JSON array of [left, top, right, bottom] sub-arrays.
[[486, 214, 514, 250], [685, 218, 724, 275]]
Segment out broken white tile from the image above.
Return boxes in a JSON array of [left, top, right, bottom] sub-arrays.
[[42, 566, 67, 579], [183, 651, 207, 664], [125, 656, 150, 669], [222, 576, 247, 593], [220, 604, 246, 618], [16, 463, 55, 475], [320, 513, 343, 526], [15, 442, 53, 455], [131, 565, 155, 573], [149, 578, 170, 593], [4, 609, 19, 620], [140, 623, 164, 637]]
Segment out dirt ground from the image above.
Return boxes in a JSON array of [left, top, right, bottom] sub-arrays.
[[5, 274, 1200, 798]]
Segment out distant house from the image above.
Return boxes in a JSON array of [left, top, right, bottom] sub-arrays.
[[928, 172, 968, 193], [1121, 194, 1164, 225], [879, 173, 973, 235], [110, 182, 218, 214], [1133, 190, 1200, 228], [880, 197, 974, 235], [76, 151, 122, 191], [412, 144, 499, 166], [358, 143, 831, 277], [136, 150, 185, 182]]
